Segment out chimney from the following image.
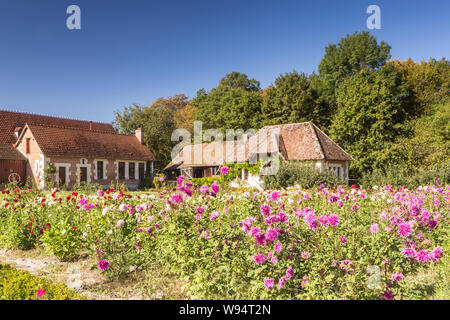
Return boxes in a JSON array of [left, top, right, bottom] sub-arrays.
[[135, 128, 144, 144], [89, 121, 93, 131]]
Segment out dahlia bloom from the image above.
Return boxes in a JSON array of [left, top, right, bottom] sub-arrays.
[[211, 183, 220, 194], [390, 272, 404, 282], [264, 278, 274, 290], [36, 289, 46, 298], [220, 166, 229, 175], [277, 276, 287, 290], [200, 185, 209, 193], [397, 223, 412, 237], [117, 219, 125, 227], [370, 224, 379, 233], [265, 228, 279, 242], [260, 204, 271, 216], [98, 259, 110, 270], [253, 254, 266, 264], [286, 266, 294, 279], [416, 249, 431, 262]]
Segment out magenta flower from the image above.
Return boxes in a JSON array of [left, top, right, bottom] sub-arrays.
[[401, 247, 417, 258], [277, 276, 287, 290], [97, 190, 104, 197], [269, 191, 280, 202], [273, 242, 283, 252], [390, 272, 404, 282], [370, 224, 379, 233], [265, 228, 279, 242], [200, 185, 209, 193], [253, 254, 266, 264], [430, 247, 442, 262], [260, 204, 271, 216], [98, 259, 110, 270], [339, 235, 347, 244], [220, 166, 229, 175], [286, 266, 294, 279], [397, 223, 412, 237], [210, 183, 220, 194], [416, 249, 431, 262], [264, 278, 274, 290], [36, 289, 46, 298]]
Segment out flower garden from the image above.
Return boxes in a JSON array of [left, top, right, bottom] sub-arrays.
[[0, 174, 448, 300]]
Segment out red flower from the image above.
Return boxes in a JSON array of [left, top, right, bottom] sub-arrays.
[[72, 226, 77, 230]]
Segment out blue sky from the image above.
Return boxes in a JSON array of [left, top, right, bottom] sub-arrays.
[[1, 0, 449, 123]]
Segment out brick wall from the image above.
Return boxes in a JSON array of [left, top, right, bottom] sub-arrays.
[[15, 128, 45, 188], [49, 157, 151, 189]]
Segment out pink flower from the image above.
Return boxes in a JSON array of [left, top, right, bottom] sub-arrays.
[[397, 223, 412, 237], [97, 190, 104, 197], [430, 247, 442, 262], [200, 185, 209, 193], [260, 204, 271, 216], [381, 290, 395, 300], [416, 249, 431, 262], [210, 183, 220, 194], [390, 272, 404, 282], [253, 254, 266, 264], [286, 266, 294, 279], [277, 276, 287, 290], [220, 166, 229, 175], [265, 228, 279, 242], [327, 214, 339, 226], [36, 289, 46, 298], [264, 278, 274, 290], [301, 251, 310, 259], [209, 211, 219, 221], [401, 247, 417, 258], [98, 259, 110, 270], [351, 204, 359, 212], [273, 242, 283, 252], [339, 235, 347, 244], [370, 224, 379, 233], [269, 191, 280, 202], [117, 219, 125, 227]]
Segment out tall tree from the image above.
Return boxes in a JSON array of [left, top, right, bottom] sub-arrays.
[[329, 64, 409, 178], [194, 72, 263, 131], [261, 71, 329, 127], [318, 31, 392, 113], [389, 58, 450, 117], [113, 103, 176, 171]]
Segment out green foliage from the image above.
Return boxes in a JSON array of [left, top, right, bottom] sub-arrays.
[[0, 264, 86, 300], [318, 30, 392, 112], [113, 103, 176, 170], [194, 72, 263, 131], [261, 71, 330, 127], [329, 65, 409, 178], [360, 162, 450, 188], [191, 177, 223, 188], [40, 217, 83, 262], [262, 161, 345, 189]]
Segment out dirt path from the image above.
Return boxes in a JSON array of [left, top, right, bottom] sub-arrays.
[[0, 248, 176, 300]]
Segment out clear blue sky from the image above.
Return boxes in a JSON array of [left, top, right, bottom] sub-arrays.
[[1, 0, 449, 123]]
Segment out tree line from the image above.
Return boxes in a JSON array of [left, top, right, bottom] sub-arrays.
[[114, 30, 449, 179]]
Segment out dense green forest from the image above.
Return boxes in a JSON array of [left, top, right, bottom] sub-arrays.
[[114, 31, 449, 180]]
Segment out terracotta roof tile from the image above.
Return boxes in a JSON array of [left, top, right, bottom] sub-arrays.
[[165, 122, 353, 169], [0, 144, 26, 160], [20, 124, 155, 161], [0, 109, 115, 144]]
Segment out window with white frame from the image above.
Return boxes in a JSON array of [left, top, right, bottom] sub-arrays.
[[329, 164, 343, 179]]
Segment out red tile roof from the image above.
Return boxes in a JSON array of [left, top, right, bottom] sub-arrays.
[[0, 144, 26, 161], [249, 122, 354, 161], [19, 124, 155, 161], [165, 122, 353, 170], [0, 109, 115, 145]]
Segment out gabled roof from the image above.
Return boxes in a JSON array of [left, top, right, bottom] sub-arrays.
[[164, 140, 249, 171], [248, 122, 354, 161], [0, 144, 26, 161], [164, 122, 353, 170], [16, 124, 155, 161], [0, 109, 115, 145]]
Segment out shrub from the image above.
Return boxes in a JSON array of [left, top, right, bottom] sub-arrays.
[[262, 161, 345, 189], [360, 162, 450, 188], [0, 264, 86, 300], [40, 217, 84, 262]]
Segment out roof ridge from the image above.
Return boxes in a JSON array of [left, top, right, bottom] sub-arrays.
[[309, 122, 326, 159], [310, 123, 355, 161], [0, 108, 113, 126], [25, 122, 124, 135]]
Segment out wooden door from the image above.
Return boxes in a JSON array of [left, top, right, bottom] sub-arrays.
[[0, 160, 26, 184], [80, 167, 87, 183], [58, 167, 66, 186]]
